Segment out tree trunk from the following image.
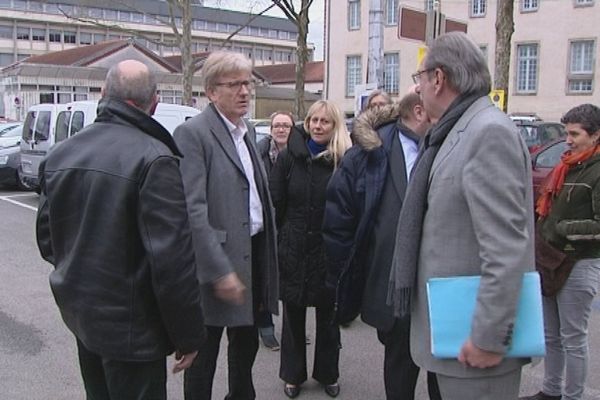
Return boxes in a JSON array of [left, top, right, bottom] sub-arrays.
[[494, 0, 514, 112], [180, 0, 194, 106], [294, 1, 310, 119]]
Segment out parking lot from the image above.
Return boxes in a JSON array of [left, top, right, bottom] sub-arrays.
[[1, 188, 599, 399]]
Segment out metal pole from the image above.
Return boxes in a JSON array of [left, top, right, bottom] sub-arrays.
[[367, 0, 384, 87]]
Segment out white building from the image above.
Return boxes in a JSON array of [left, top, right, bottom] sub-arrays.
[[0, 0, 311, 68], [324, 0, 599, 120]]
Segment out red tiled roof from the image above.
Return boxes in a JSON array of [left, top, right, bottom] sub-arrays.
[[163, 52, 211, 72], [22, 39, 179, 72], [255, 61, 324, 84]]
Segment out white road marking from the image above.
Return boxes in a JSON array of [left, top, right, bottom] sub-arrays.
[[0, 195, 38, 211]]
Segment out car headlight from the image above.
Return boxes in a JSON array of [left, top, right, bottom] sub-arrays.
[[0, 155, 8, 166]]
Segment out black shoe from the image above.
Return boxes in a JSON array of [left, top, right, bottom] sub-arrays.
[[261, 334, 280, 351], [519, 391, 562, 400], [324, 383, 340, 398], [284, 384, 300, 398]]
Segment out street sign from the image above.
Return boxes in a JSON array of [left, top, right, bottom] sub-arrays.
[[398, 6, 427, 42], [398, 6, 468, 43]]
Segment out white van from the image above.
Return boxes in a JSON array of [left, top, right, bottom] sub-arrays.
[[55, 100, 199, 143], [20, 103, 67, 190], [23, 101, 199, 191]]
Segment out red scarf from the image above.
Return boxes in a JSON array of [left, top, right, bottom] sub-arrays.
[[536, 144, 600, 217]]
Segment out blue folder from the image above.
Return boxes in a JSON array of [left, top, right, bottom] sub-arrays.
[[427, 271, 545, 358]]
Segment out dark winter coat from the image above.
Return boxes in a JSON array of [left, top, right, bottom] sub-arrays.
[[323, 103, 414, 326], [36, 98, 205, 361], [257, 136, 275, 175], [538, 152, 600, 259], [270, 126, 335, 307]]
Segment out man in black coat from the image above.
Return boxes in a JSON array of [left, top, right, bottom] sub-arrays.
[[36, 59, 205, 400], [323, 92, 439, 400]]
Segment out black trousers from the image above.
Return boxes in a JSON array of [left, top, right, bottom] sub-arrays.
[[76, 339, 166, 400], [184, 325, 259, 400], [279, 301, 340, 385], [377, 318, 442, 400]]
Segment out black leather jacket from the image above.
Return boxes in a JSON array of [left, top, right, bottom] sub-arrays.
[[36, 98, 205, 361]]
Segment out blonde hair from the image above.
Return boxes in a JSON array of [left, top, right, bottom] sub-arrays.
[[304, 100, 351, 168], [202, 51, 252, 91]]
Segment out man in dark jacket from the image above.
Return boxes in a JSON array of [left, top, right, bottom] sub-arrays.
[[323, 92, 439, 400], [36, 59, 206, 400]]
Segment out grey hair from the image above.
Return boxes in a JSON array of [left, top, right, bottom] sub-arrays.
[[202, 51, 252, 91], [423, 32, 491, 95], [104, 62, 157, 112], [366, 89, 392, 108]]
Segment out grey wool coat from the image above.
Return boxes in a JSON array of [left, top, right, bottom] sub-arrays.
[[406, 96, 535, 378], [173, 104, 278, 327]]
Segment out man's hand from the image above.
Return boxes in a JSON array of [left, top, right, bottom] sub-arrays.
[[213, 272, 245, 305], [458, 339, 503, 368], [172, 350, 198, 374]]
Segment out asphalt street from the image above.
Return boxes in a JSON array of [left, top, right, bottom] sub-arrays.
[[1, 187, 599, 400]]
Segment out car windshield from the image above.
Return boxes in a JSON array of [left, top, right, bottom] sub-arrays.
[[0, 124, 21, 137], [518, 123, 566, 149]]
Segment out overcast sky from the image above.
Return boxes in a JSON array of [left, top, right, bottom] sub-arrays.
[[203, 0, 325, 60]]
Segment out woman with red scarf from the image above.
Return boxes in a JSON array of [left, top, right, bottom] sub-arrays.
[[522, 104, 600, 400]]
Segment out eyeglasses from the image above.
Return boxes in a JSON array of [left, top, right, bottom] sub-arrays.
[[411, 68, 436, 84], [214, 79, 256, 91], [272, 123, 292, 130]]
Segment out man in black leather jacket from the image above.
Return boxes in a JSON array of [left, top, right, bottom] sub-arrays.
[[36, 60, 205, 400]]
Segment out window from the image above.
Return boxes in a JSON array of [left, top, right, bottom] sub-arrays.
[[32, 28, 45, 41], [89, 7, 103, 19], [0, 53, 13, 66], [568, 40, 595, 94], [0, 0, 10, 9], [104, 9, 117, 20], [384, 53, 400, 93], [71, 111, 85, 135], [119, 11, 131, 22], [29, 1, 43, 12], [521, 0, 538, 11], [49, 30, 61, 42], [193, 19, 206, 30], [79, 32, 92, 45], [63, 31, 76, 44], [346, 55, 362, 96], [516, 43, 538, 93], [16, 27, 29, 40], [13, 0, 26, 10], [0, 25, 11, 39], [470, 0, 486, 17], [425, 0, 434, 11], [131, 12, 143, 23], [34, 111, 51, 141], [93, 33, 106, 44], [55, 111, 70, 143], [386, 0, 399, 25], [574, 0, 594, 6], [348, 0, 360, 30]]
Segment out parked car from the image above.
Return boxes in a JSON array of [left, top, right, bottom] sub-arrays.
[[515, 120, 566, 152], [531, 138, 568, 201], [249, 119, 270, 143], [0, 124, 29, 189]]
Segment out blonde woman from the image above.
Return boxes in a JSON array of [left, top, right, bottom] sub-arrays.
[[269, 100, 351, 398]]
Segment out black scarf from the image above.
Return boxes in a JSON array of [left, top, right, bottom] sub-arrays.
[[387, 91, 487, 317]]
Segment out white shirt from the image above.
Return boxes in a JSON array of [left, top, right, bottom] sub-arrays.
[[398, 131, 419, 181], [217, 109, 264, 236]]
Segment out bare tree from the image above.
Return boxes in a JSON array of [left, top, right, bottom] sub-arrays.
[[494, 0, 515, 112], [54, 0, 274, 106], [271, 0, 314, 119]]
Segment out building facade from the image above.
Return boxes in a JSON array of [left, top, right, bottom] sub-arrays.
[[325, 0, 599, 120], [0, 0, 312, 68]]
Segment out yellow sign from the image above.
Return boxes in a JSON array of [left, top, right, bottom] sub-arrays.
[[417, 46, 427, 67], [489, 89, 505, 111]]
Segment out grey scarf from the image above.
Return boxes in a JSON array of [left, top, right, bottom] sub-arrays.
[[387, 92, 487, 317]]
